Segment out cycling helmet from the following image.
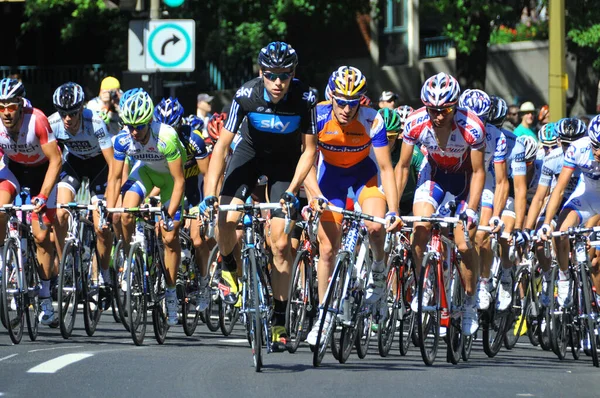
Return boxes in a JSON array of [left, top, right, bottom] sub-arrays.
[[538, 122, 557, 147], [257, 41, 298, 70], [327, 66, 367, 98], [538, 104, 549, 122], [52, 82, 85, 112], [395, 105, 414, 125], [488, 95, 508, 127], [207, 112, 227, 142], [324, 85, 332, 101], [556, 117, 587, 143], [186, 114, 204, 132], [119, 87, 145, 110], [458, 89, 491, 122], [120, 88, 154, 125], [588, 115, 600, 148], [519, 135, 539, 161], [378, 108, 402, 134], [0, 78, 25, 100], [154, 97, 184, 127], [420, 72, 460, 108], [360, 95, 372, 107]]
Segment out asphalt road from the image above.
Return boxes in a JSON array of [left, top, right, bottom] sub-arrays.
[[1, 309, 599, 398]]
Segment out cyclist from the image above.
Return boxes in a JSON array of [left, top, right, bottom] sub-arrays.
[[538, 122, 558, 156], [49, 82, 119, 308], [458, 89, 509, 311], [539, 118, 591, 308], [112, 88, 187, 326], [303, 67, 400, 345], [200, 42, 318, 351], [396, 72, 486, 335], [153, 97, 211, 311], [0, 78, 62, 325]]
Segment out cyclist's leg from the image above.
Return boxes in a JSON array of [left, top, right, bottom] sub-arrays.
[[120, 163, 150, 252], [89, 163, 111, 274], [476, 202, 494, 309], [54, 159, 80, 260]]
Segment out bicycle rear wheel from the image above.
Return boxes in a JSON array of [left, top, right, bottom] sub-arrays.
[[483, 265, 509, 358], [286, 249, 312, 353], [204, 245, 220, 332], [182, 256, 200, 337], [504, 266, 529, 350], [378, 263, 399, 357], [58, 241, 78, 339], [417, 252, 440, 366], [447, 266, 464, 364], [313, 252, 347, 367], [152, 262, 168, 345], [127, 244, 147, 345], [246, 249, 262, 372], [399, 259, 417, 355], [549, 267, 569, 359], [580, 267, 599, 367], [2, 240, 24, 344], [112, 239, 129, 331], [24, 254, 40, 341], [82, 227, 101, 337]]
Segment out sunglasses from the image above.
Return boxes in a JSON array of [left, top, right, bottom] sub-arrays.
[[0, 103, 20, 112], [58, 109, 81, 118], [126, 123, 148, 131], [332, 95, 360, 108], [427, 106, 454, 115], [263, 71, 293, 82]]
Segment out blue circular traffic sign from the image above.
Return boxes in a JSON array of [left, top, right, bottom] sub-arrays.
[[148, 23, 191, 67]]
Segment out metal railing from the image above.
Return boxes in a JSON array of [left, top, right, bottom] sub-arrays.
[[420, 36, 454, 59]]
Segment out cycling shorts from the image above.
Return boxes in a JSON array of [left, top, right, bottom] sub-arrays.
[[58, 153, 108, 201], [0, 160, 57, 223], [121, 162, 182, 222], [414, 164, 470, 213], [317, 157, 385, 225], [562, 180, 598, 225], [184, 175, 204, 209]]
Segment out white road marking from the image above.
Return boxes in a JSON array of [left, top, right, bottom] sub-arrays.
[[516, 394, 535, 397], [27, 353, 93, 374], [218, 339, 248, 344], [0, 354, 18, 362], [28, 345, 83, 353]]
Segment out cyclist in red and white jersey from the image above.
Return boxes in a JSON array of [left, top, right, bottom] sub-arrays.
[[0, 78, 62, 325], [396, 72, 486, 335]]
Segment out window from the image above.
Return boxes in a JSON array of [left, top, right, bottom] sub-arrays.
[[381, 0, 408, 65]]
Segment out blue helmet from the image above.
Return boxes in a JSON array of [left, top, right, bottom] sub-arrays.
[[458, 89, 491, 123], [186, 114, 204, 132], [588, 115, 600, 148], [154, 97, 184, 127]]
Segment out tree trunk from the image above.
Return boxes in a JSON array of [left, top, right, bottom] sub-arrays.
[[568, 57, 599, 116], [456, 13, 491, 89]]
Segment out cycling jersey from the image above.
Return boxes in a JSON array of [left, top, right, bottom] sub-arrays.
[[564, 137, 600, 188], [480, 124, 508, 209], [176, 124, 208, 179], [113, 121, 186, 174], [316, 102, 387, 168], [403, 107, 485, 173], [49, 108, 112, 159], [224, 77, 317, 159], [506, 132, 527, 179], [0, 107, 55, 166]]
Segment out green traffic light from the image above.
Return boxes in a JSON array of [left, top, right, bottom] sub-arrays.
[[163, 0, 184, 7]]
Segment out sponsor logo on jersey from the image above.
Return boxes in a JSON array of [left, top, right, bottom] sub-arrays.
[[324, 131, 338, 135], [94, 128, 106, 139], [260, 119, 291, 132], [257, 106, 265, 112], [302, 91, 316, 104], [235, 87, 252, 98], [0, 142, 39, 153], [345, 132, 362, 137]]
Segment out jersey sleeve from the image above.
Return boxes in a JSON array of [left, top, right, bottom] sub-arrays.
[[223, 88, 249, 134], [33, 110, 54, 145], [370, 111, 388, 148], [492, 128, 507, 163], [190, 130, 209, 159], [563, 144, 578, 169], [158, 128, 183, 163], [92, 117, 112, 150], [402, 114, 420, 147], [113, 132, 129, 161], [510, 139, 527, 177]]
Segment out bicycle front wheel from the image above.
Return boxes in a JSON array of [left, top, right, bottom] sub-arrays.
[[447, 265, 464, 365], [151, 262, 168, 345], [2, 240, 24, 344], [204, 245, 220, 332], [112, 239, 129, 331], [246, 249, 262, 372], [417, 252, 440, 366], [127, 243, 147, 345], [82, 226, 101, 337], [58, 240, 78, 339], [286, 248, 312, 353], [580, 266, 599, 367], [378, 261, 400, 357]]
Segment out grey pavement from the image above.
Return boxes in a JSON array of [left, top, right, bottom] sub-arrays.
[[1, 310, 599, 398]]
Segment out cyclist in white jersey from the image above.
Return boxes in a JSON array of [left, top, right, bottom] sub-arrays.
[[539, 118, 595, 308], [112, 88, 187, 326], [49, 82, 119, 308]]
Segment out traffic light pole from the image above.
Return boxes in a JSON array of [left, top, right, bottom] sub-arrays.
[[548, 0, 566, 120]]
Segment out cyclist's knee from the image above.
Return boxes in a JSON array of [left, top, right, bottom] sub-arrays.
[[474, 230, 488, 247], [412, 225, 429, 247], [56, 208, 69, 226], [270, 235, 291, 258], [121, 213, 134, 228]]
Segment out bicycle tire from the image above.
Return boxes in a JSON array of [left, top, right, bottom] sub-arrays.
[[112, 239, 129, 331], [483, 265, 509, 358], [378, 262, 399, 357], [461, 335, 474, 361], [23, 242, 40, 341], [127, 243, 147, 345], [580, 266, 599, 367], [285, 249, 312, 353], [204, 245, 220, 332], [82, 226, 101, 337], [526, 267, 543, 347], [417, 251, 440, 366], [2, 240, 24, 344], [152, 264, 168, 345], [399, 257, 417, 355], [58, 240, 78, 339], [354, 313, 372, 359], [447, 265, 464, 364], [182, 256, 200, 337], [504, 267, 529, 350], [247, 249, 262, 372], [313, 252, 347, 367], [109, 265, 120, 323], [549, 266, 569, 359]]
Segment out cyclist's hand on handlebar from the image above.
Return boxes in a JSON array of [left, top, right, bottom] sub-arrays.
[[309, 196, 328, 213], [199, 195, 218, 217], [280, 191, 299, 215], [489, 216, 504, 234], [460, 208, 479, 231], [513, 228, 530, 247], [32, 194, 47, 213], [537, 223, 552, 241], [385, 211, 402, 232]]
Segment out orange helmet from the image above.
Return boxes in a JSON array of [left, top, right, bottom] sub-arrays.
[[360, 95, 372, 107], [538, 104, 549, 122], [207, 112, 227, 142]]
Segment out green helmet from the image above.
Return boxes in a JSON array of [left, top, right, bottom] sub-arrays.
[[120, 88, 154, 125], [378, 108, 402, 134]]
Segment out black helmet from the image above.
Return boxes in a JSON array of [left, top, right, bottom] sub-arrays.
[[53, 82, 85, 112], [556, 117, 587, 143], [257, 41, 298, 70]]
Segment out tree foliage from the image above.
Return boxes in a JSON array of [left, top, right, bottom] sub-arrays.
[[566, 0, 600, 70]]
